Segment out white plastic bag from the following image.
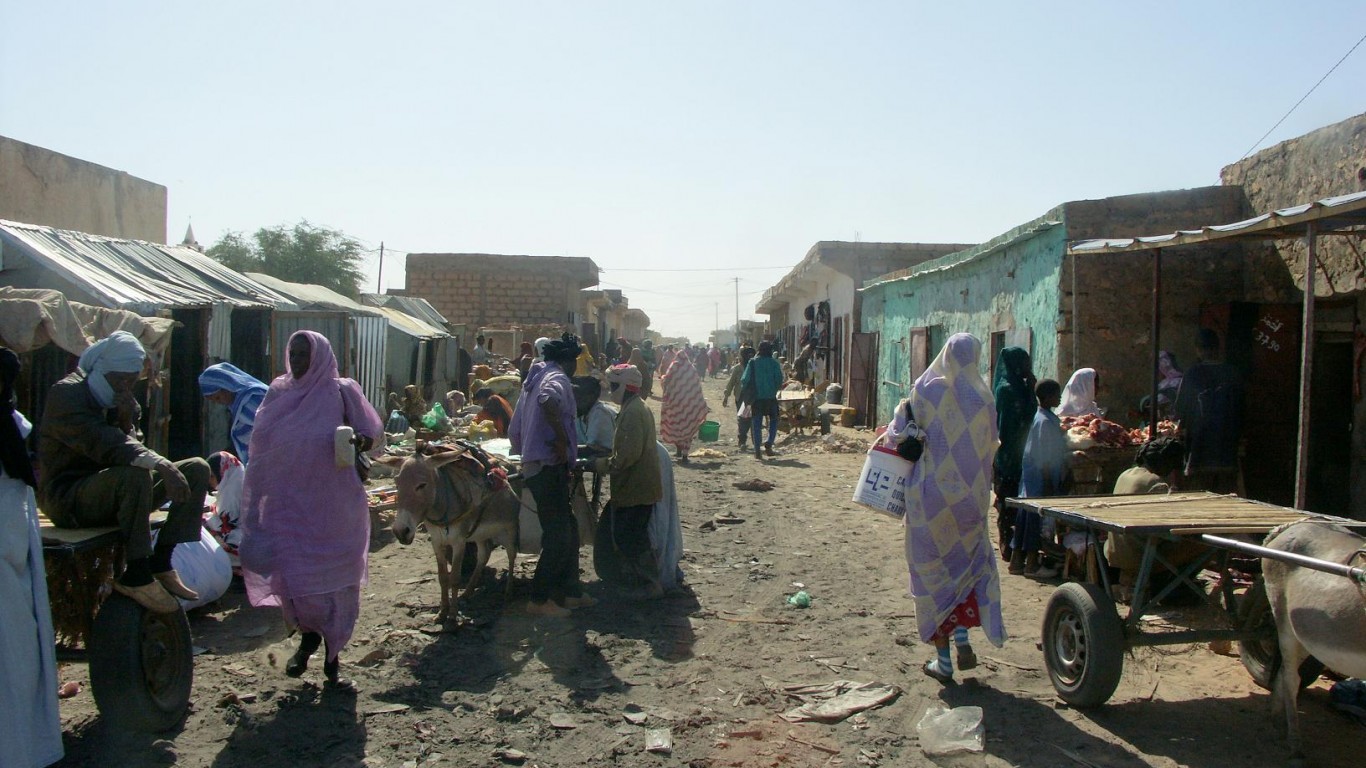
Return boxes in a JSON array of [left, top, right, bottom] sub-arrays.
[[737, 402, 752, 418], [916, 705, 984, 756]]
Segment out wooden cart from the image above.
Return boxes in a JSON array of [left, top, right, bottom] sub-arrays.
[[1004, 492, 1365, 707], [41, 511, 194, 733]]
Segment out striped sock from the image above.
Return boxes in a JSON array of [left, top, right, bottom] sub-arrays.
[[937, 645, 952, 670], [953, 627, 970, 647]]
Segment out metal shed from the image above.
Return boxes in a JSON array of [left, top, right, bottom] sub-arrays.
[[0, 219, 293, 458]]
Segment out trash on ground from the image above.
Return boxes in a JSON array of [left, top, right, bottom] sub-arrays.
[[787, 590, 812, 608], [690, 448, 728, 459], [644, 728, 673, 753], [492, 747, 528, 764], [768, 678, 901, 723], [733, 479, 775, 492], [57, 681, 81, 699], [548, 712, 578, 729], [916, 705, 984, 755]]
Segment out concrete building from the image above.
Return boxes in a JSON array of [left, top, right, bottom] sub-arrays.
[[404, 253, 600, 337], [0, 136, 167, 243], [860, 186, 1304, 496], [757, 241, 975, 417]]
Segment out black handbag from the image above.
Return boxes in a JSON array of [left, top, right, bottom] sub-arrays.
[[340, 385, 372, 482], [894, 402, 924, 462]]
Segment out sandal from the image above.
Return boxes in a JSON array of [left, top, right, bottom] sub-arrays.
[[921, 659, 954, 684], [956, 645, 978, 671], [323, 657, 355, 691]]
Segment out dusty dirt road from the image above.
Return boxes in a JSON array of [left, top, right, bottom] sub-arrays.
[[53, 374, 1363, 767]]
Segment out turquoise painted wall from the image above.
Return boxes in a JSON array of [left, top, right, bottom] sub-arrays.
[[862, 221, 1066, 422]]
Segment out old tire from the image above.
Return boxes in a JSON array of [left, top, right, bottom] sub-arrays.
[[89, 594, 193, 732], [1237, 578, 1324, 691], [1042, 581, 1125, 707]]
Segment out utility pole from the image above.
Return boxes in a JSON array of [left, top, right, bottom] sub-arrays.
[[375, 241, 385, 294], [733, 277, 741, 345]]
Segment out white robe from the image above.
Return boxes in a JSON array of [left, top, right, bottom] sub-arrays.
[[0, 411, 63, 767], [647, 442, 685, 590]]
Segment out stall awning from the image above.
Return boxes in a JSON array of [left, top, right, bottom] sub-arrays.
[[1068, 190, 1366, 255], [0, 219, 294, 312]]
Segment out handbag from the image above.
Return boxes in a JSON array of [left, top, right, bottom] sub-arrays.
[[340, 385, 372, 482], [894, 402, 925, 462]]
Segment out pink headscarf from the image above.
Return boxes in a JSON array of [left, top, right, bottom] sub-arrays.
[[239, 331, 383, 608]]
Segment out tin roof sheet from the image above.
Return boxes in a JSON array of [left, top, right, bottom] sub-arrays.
[[0, 219, 294, 311]]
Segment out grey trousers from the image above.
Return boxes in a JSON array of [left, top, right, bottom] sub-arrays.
[[46, 458, 210, 561]]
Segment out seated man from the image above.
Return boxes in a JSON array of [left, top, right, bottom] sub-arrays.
[[1105, 436, 1205, 599], [38, 331, 210, 614]]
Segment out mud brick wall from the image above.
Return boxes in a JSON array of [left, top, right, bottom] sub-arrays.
[[404, 253, 598, 331], [1221, 112, 1366, 296], [1060, 187, 1297, 422]]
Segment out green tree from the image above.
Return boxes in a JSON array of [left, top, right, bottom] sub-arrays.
[[207, 221, 367, 297]]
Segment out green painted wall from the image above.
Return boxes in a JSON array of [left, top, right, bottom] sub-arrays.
[[862, 220, 1066, 422]]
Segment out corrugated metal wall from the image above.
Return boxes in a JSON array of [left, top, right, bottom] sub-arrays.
[[271, 311, 349, 378], [352, 315, 388, 410]]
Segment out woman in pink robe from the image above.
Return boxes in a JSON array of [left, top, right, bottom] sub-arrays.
[[240, 331, 382, 689]]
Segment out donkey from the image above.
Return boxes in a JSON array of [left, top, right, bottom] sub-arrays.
[[1261, 520, 1366, 766], [385, 446, 536, 620]]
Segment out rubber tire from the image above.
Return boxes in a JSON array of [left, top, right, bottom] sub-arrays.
[[1237, 578, 1324, 691], [1042, 581, 1125, 708], [89, 594, 193, 732]]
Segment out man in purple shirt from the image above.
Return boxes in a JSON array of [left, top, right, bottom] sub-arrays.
[[509, 333, 594, 617]]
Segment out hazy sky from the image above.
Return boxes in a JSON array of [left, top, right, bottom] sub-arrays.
[[3, 2, 1364, 341]]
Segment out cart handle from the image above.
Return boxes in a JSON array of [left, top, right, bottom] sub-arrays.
[[1200, 534, 1366, 584]]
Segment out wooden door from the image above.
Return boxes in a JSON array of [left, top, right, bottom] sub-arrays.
[[849, 332, 879, 426]]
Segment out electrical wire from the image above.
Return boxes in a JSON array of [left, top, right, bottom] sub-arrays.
[[1239, 28, 1366, 160]]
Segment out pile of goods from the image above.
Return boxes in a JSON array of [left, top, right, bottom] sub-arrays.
[[1060, 414, 1177, 449]]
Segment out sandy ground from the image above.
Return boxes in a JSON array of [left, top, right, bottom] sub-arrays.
[[52, 374, 1364, 768]]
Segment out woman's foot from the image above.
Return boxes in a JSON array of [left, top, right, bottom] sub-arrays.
[[956, 644, 978, 671], [922, 658, 954, 684], [323, 656, 355, 691], [764, 443, 775, 457], [285, 632, 322, 678]]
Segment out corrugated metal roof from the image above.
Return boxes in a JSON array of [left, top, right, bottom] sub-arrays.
[[361, 293, 450, 328], [245, 272, 383, 316], [0, 219, 295, 312], [1068, 190, 1366, 254], [249, 273, 448, 338]]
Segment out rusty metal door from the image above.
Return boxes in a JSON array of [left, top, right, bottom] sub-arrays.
[[849, 332, 879, 426]]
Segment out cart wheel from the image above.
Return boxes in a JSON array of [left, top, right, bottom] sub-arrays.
[[89, 594, 193, 732], [1042, 582, 1124, 707], [1236, 578, 1324, 691]]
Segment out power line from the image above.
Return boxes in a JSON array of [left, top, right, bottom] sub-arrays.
[[603, 265, 793, 273], [1239, 28, 1366, 160]]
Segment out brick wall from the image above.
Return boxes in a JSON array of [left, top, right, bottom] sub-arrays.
[[404, 253, 599, 331]]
